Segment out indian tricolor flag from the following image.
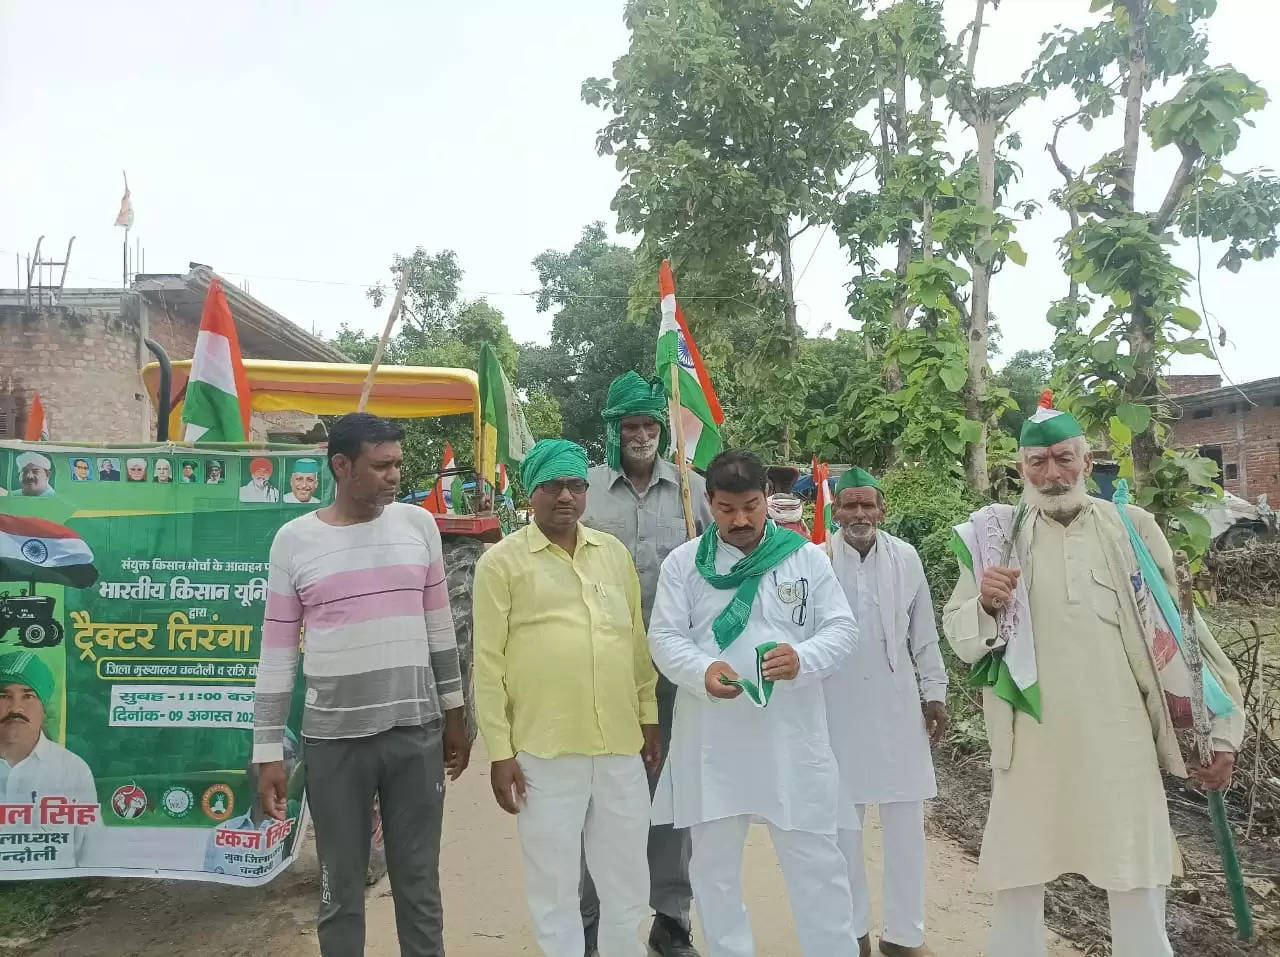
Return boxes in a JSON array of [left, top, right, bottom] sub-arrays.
[[181, 278, 251, 443], [657, 260, 724, 469], [0, 515, 98, 588], [811, 459, 833, 545], [23, 392, 48, 441], [424, 442, 457, 515], [497, 463, 511, 501]]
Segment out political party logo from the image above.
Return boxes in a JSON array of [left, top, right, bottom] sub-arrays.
[[161, 786, 195, 820], [111, 784, 148, 820], [201, 784, 234, 822]]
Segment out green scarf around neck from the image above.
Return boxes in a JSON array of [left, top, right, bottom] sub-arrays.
[[695, 520, 809, 651]]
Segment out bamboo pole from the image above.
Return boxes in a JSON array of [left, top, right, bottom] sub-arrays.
[[669, 364, 696, 538], [356, 270, 409, 413], [1175, 550, 1254, 941]]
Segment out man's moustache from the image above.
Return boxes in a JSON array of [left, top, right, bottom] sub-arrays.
[[1036, 484, 1074, 496], [1, 714, 29, 723]]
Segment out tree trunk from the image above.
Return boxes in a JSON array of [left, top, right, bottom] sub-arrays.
[[963, 117, 997, 494], [1119, 0, 1155, 484], [886, 50, 911, 393], [777, 225, 798, 461]]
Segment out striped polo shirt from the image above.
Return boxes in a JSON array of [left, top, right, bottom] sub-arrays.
[[251, 502, 463, 763]]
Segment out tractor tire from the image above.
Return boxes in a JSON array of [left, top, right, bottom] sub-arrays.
[[363, 535, 483, 886], [441, 535, 483, 743], [20, 620, 62, 648]]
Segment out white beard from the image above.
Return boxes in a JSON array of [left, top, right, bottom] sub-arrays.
[[1024, 478, 1089, 519], [621, 441, 659, 470]]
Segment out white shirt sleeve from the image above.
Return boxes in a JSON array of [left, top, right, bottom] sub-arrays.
[[648, 549, 718, 695], [795, 546, 858, 681], [907, 554, 948, 703]]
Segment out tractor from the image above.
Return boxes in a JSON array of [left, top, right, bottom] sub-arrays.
[[0, 589, 64, 648], [143, 354, 505, 884]]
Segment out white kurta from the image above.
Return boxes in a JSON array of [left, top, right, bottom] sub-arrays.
[[649, 537, 858, 834], [825, 533, 946, 818]]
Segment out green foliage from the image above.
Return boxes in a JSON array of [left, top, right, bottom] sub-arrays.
[[524, 223, 656, 459], [1029, 0, 1280, 558], [584, 0, 875, 282], [880, 465, 982, 604], [992, 349, 1053, 436], [336, 250, 555, 499]]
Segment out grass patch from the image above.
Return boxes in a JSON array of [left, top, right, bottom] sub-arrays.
[[0, 879, 93, 943]]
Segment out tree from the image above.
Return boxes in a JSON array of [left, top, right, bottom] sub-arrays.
[[833, 0, 1025, 484], [992, 348, 1053, 436], [1031, 0, 1280, 554], [334, 250, 553, 495], [524, 223, 655, 459], [583, 0, 878, 456]]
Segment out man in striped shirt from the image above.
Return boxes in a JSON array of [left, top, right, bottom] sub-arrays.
[[253, 412, 469, 957]]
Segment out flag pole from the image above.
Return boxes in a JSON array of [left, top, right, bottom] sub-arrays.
[[357, 269, 409, 413], [669, 365, 696, 538]]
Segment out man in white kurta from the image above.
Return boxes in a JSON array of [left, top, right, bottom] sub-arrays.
[[942, 397, 1244, 957], [648, 450, 860, 957], [824, 467, 946, 957]]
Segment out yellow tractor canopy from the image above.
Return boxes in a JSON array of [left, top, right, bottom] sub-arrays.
[[140, 359, 482, 453]]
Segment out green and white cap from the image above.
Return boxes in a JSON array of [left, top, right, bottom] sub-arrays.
[[1019, 390, 1084, 449]]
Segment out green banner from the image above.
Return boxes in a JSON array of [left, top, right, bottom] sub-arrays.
[[0, 442, 327, 884]]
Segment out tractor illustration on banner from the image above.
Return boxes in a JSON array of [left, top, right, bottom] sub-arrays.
[[0, 515, 99, 648]]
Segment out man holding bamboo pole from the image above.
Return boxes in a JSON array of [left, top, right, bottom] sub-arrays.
[[942, 392, 1245, 957], [581, 371, 712, 957]]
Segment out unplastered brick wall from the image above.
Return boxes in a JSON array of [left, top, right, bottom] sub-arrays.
[[0, 306, 150, 443], [1171, 398, 1280, 505]]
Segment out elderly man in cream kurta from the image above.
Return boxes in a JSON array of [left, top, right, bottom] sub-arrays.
[[824, 467, 947, 957], [943, 395, 1244, 957]]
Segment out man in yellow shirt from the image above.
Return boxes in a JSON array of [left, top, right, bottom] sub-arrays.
[[475, 438, 660, 957]]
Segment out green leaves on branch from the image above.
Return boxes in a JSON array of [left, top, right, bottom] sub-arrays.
[[1147, 68, 1267, 159]]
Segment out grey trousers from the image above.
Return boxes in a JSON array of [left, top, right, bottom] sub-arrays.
[[305, 724, 446, 957], [581, 675, 692, 936]]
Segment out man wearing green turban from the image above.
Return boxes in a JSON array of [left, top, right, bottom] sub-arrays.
[[584, 373, 713, 956], [475, 438, 660, 957], [0, 651, 98, 863]]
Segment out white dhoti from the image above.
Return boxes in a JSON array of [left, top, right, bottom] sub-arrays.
[[837, 802, 926, 948], [515, 753, 651, 956], [990, 883, 1172, 957], [690, 815, 859, 957]]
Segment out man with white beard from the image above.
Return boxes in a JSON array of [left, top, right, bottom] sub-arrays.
[[581, 371, 712, 957], [943, 392, 1244, 957], [823, 467, 946, 957]]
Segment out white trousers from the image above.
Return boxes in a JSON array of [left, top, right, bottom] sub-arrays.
[[990, 883, 1172, 957], [515, 753, 651, 956], [690, 815, 860, 957], [837, 801, 926, 947]]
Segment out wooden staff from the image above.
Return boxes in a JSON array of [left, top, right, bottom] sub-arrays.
[[356, 269, 409, 413], [1175, 550, 1254, 941], [669, 364, 696, 538]]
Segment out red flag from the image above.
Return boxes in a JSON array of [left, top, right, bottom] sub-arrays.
[[810, 459, 832, 545], [24, 392, 48, 441]]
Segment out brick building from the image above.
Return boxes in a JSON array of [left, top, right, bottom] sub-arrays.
[[0, 264, 344, 443], [1168, 374, 1280, 506]]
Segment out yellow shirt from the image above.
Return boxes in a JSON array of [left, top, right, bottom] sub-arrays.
[[473, 521, 658, 762]]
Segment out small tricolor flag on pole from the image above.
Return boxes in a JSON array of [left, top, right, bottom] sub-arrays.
[[811, 459, 833, 545], [497, 463, 511, 501], [23, 392, 48, 441], [181, 278, 251, 443], [425, 442, 457, 515], [656, 261, 724, 469]]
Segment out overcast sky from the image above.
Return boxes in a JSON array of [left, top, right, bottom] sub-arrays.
[[3, 0, 1277, 383]]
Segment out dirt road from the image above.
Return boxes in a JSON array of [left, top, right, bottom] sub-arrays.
[[29, 748, 1082, 957]]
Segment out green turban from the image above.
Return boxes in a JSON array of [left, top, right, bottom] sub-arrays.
[[601, 371, 670, 471], [836, 466, 882, 494], [1019, 390, 1084, 448], [520, 439, 589, 491], [0, 651, 54, 712], [291, 458, 319, 475]]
